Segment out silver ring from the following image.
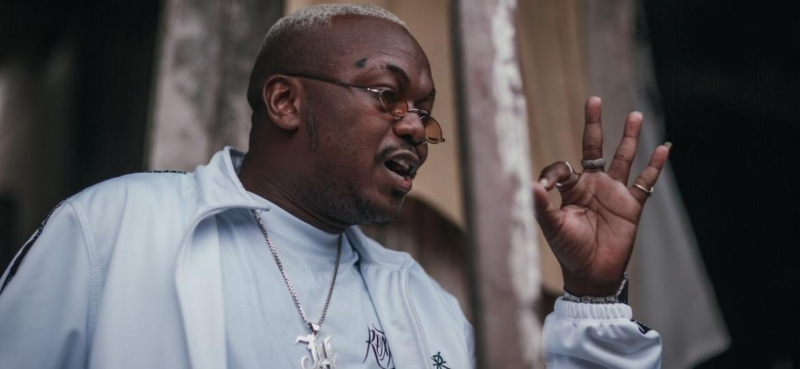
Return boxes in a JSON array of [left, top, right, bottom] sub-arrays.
[[633, 183, 654, 197], [581, 158, 606, 171], [555, 161, 576, 188]]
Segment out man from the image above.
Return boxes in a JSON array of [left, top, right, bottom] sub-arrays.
[[0, 4, 668, 368]]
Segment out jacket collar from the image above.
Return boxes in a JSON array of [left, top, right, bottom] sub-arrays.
[[192, 147, 256, 209]]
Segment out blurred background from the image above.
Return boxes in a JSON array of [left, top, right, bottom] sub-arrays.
[[0, 0, 797, 367]]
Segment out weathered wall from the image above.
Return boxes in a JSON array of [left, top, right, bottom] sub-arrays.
[[147, 0, 284, 170], [517, 0, 587, 294]]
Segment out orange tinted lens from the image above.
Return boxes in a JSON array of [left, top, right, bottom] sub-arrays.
[[423, 116, 444, 144], [379, 90, 407, 116]]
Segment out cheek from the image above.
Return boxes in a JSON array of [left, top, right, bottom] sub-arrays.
[[324, 113, 389, 162], [317, 119, 382, 176], [309, 100, 392, 183], [332, 135, 379, 174]]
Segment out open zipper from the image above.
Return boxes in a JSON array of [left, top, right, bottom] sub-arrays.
[[174, 203, 268, 369], [403, 268, 433, 367]]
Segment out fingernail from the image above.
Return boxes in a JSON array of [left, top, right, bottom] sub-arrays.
[[539, 178, 549, 187], [664, 141, 673, 149]]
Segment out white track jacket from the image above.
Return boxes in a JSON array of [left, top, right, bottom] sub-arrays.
[[0, 147, 662, 368]]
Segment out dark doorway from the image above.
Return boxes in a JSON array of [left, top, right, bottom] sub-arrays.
[[643, 1, 799, 366]]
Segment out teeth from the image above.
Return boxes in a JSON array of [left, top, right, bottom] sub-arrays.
[[388, 157, 418, 176], [394, 159, 410, 172]]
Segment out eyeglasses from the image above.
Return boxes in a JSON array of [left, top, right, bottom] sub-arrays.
[[286, 73, 445, 144]]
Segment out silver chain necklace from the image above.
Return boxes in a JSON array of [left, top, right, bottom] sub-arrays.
[[251, 209, 341, 369]]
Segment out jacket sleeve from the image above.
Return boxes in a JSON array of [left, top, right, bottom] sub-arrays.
[[0, 201, 93, 369], [543, 298, 662, 368]]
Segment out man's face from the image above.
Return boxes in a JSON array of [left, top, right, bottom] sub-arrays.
[[294, 16, 435, 226]]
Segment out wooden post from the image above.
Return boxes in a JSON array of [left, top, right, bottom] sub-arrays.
[[451, 0, 542, 367], [147, 0, 283, 171]]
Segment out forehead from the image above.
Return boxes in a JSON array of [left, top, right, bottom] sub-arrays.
[[323, 16, 433, 87]]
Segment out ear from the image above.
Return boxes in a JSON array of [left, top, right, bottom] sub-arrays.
[[262, 75, 302, 131]]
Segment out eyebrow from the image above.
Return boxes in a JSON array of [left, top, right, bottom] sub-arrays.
[[372, 63, 436, 103], [383, 64, 436, 99], [385, 64, 410, 84]]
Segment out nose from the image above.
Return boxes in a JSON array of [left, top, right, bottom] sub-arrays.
[[392, 109, 428, 145]]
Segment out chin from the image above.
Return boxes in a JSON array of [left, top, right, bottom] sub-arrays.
[[353, 191, 405, 226]]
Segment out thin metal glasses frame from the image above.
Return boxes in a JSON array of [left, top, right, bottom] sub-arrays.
[[285, 73, 445, 144]]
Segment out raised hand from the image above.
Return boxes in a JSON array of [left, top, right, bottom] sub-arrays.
[[532, 97, 671, 297]]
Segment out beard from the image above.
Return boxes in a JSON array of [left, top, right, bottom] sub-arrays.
[[302, 172, 402, 227]]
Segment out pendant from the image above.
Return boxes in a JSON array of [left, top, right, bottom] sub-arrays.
[[296, 324, 337, 369]]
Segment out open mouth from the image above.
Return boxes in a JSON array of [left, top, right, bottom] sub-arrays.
[[384, 158, 418, 179], [383, 149, 422, 197], [382, 153, 420, 194]]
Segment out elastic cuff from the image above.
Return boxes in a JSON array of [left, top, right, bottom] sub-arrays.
[[554, 297, 632, 320]]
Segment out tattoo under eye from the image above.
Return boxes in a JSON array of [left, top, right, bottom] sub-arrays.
[[305, 96, 320, 152], [355, 58, 368, 68]]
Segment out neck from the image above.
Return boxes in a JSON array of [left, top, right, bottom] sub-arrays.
[[238, 152, 349, 235]]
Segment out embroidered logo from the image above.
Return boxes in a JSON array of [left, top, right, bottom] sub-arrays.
[[431, 351, 450, 369], [362, 325, 394, 369]]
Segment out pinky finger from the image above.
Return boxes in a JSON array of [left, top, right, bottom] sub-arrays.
[[629, 142, 672, 205]]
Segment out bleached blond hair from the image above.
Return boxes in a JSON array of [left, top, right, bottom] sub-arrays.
[[247, 4, 407, 112], [264, 4, 405, 49]]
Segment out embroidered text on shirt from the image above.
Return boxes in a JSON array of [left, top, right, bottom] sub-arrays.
[[363, 324, 394, 369]]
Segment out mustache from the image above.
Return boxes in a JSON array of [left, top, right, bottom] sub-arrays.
[[375, 140, 421, 163]]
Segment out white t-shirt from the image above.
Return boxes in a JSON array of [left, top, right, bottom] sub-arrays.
[[217, 194, 395, 369]]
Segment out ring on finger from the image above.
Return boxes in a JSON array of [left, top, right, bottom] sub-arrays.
[[555, 161, 576, 188], [581, 158, 606, 171], [633, 183, 654, 197]]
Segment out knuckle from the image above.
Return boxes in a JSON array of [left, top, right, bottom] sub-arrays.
[[542, 162, 560, 173], [583, 144, 602, 152], [613, 153, 632, 163], [622, 135, 638, 142]]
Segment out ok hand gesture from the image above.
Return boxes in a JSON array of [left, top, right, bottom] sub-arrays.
[[532, 97, 671, 297]]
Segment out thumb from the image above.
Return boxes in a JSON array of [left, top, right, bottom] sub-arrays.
[[532, 179, 562, 233]]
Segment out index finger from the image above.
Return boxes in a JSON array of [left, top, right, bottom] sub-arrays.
[[582, 96, 603, 160]]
